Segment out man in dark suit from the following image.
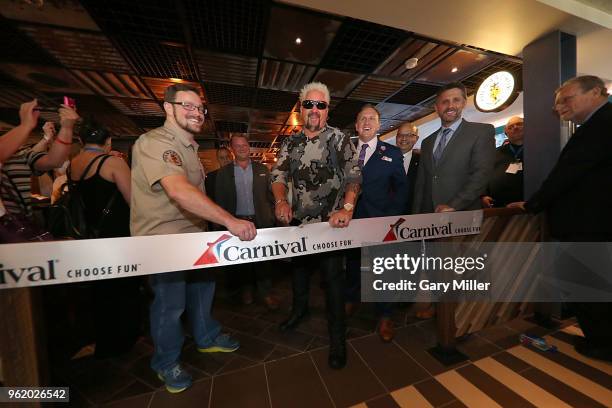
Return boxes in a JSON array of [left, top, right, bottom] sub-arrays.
[[204, 146, 232, 203], [510, 75, 612, 361], [396, 122, 420, 214], [214, 134, 279, 310], [345, 104, 408, 341], [413, 82, 496, 214]]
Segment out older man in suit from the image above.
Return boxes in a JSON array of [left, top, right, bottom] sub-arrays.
[[396, 122, 420, 215], [214, 134, 279, 310], [510, 75, 612, 361], [345, 104, 408, 341], [413, 82, 495, 214]]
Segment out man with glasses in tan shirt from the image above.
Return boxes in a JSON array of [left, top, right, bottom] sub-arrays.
[[131, 84, 256, 393]]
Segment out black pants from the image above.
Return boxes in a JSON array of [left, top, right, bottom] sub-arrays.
[[572, 302, 612, 347], [93, 277, 142, 357], [345, 248, 392, 317], [291, 253, 345, 339], [557, 234, 612, 349]]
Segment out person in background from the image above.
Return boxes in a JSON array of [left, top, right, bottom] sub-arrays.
[[205, 146, 233, 203], [0, 100, 40, 236], [69, 119, 141, 358], [0, 102, 78, 219], [395, 122, 420, 215], [214, 134, 279, 310], [482, 116, 524, 207], [509, 75, 612, 362]]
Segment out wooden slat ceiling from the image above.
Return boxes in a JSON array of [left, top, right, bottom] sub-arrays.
[[0, 0, 522, 160]]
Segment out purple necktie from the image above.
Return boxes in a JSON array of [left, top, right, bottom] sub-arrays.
[[358, 144, 368, 168]]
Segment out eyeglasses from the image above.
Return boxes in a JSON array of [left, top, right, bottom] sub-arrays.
[[397, 132, 417, 138], [301, 100, 328, 110], [167, 101, 207, 114]]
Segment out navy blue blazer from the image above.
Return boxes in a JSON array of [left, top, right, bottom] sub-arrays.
[[354, 140, 409, 219]]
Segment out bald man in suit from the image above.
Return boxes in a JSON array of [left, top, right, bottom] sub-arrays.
[[395, 122, 420, 214]]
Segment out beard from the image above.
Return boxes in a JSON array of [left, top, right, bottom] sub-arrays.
[[178, 117, 203, 134], [173, 107, 203, 134], [304, 112, 324, 132]]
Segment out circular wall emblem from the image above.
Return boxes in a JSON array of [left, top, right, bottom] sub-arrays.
[[475, 71, 518, 112]]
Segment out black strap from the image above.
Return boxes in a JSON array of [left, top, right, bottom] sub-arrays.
[[67, 154, 118, 238], [68, 154, 107, 184], [95, 155, 113, 176]]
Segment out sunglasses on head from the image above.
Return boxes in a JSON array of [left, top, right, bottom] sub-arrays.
[[301, 100, 328, 110]]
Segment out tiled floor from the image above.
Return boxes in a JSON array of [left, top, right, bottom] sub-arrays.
[[46, 272, 611, 408]]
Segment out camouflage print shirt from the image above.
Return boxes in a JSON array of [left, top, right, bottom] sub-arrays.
[[271, 125, 361, 224]]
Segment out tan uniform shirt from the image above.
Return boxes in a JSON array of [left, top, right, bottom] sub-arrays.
[[130, 122, 207, 236]]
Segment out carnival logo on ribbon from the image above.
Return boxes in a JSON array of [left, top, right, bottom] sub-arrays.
[[194, 234, 233, 265], [383, 218, 406, 242], [383, 218, 454, 241]]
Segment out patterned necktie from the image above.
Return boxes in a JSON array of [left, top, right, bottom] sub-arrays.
[[433, 128, 452, 165], [358, 144, 369, 168]]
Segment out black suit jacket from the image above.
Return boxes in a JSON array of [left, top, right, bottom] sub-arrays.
[[526, 102, 612, 239], [205, 169, 219, 202], [214, 161, 275, 229], [404, 150, 420, 214]]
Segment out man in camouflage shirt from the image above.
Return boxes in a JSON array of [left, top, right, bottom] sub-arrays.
[[271, 82, 361, 369]]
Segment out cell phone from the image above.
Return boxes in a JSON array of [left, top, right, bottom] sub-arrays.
[[63, 96, 76, 109], [33, 107, 58, 112]]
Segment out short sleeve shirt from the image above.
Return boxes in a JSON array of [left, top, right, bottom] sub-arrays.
[[130, 123, 207, 236], [0, 145, 46, 217], [270, 125, 361, 224]]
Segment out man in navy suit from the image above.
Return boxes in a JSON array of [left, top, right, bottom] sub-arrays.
[[396, 122, 420, 215], [345, 104, 408, 341]]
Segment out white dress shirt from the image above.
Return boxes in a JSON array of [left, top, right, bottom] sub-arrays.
[[402, 150, 413, 174]]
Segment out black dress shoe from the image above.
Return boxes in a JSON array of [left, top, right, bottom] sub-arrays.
[[328, 342, 347, 369], [279, 310, 309, 332]]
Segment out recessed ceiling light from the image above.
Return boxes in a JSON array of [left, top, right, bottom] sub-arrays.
[[404, 57, 418, 69], [295, 37, 302, 45], [451, 67, 459, 73]]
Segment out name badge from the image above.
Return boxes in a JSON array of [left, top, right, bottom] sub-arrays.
[[506, 162, 523, 174], [381, 156, 392, 162]]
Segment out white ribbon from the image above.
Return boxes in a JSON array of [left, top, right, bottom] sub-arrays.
[[0, 210, 483, 289]]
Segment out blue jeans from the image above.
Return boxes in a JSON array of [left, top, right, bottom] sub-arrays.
[[149, 269, 221, 372]]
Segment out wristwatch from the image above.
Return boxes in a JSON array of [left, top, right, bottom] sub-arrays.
[[343, 202, 354, 211]]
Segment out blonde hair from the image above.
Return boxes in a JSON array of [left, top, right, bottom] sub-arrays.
[[299, 82, 330, 103]]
